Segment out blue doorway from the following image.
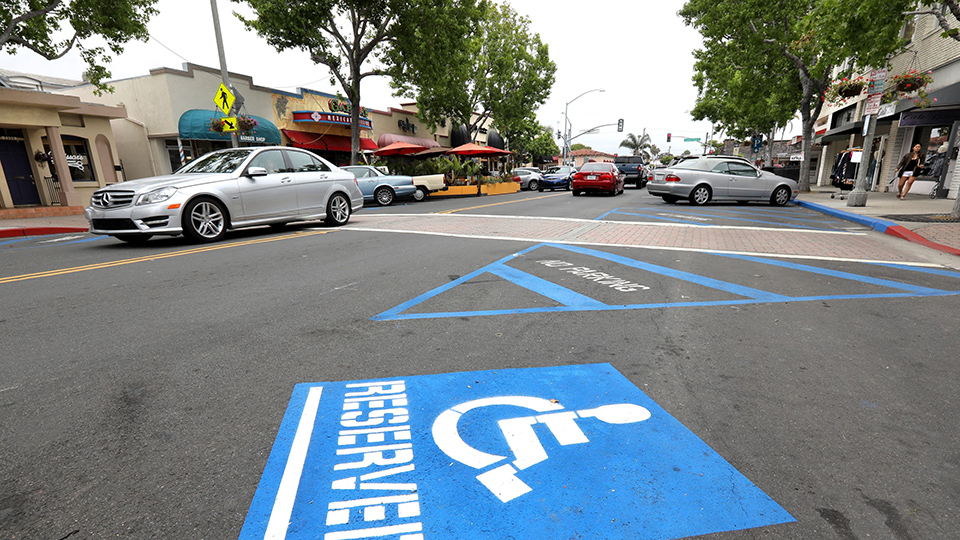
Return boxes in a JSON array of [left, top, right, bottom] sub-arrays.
[[0, 138, 41, 205]]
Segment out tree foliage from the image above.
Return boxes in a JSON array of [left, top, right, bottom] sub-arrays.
[[619, 132, 652, 158], [236, 0, 484, 164], [680, 0, 914, 190], [388, 2, 556, 145], [570, 143, 590, 151], [1, 0, 158, 92]]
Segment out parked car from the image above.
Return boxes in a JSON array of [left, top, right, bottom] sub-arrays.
[[571, 162, 625, 196], [539, 165, 577, 191], [510, 168, 544, 190], [647, 155, 798, 206], [613, 155, 647, 188], [340, 165, 418, 206], [84, 147, 364, 244]]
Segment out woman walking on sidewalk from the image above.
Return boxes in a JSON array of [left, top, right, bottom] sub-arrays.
[[895, 143, 925, 200]]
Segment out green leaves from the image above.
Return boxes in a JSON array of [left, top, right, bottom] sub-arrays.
[[1, 0, 158, 92]]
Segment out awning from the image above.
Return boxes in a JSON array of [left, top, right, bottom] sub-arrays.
[[283, 129, 377, 152], [815, 121, 864, 143], [377, 133, 440, 149], [177, 109, 280, 144]]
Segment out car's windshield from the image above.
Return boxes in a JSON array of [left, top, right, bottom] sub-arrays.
[[671, 159, 715, 171], [580, 163, 611, 172], [182, 149, 254, 173]]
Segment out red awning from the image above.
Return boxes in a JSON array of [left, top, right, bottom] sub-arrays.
[[377, 133, 440, 149], [282, 129, 378, 152]]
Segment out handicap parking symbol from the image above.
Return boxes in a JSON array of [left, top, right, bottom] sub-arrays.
[[239, 364, 794, 540]]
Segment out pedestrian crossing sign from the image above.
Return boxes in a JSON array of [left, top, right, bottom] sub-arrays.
[[214, 83, 235, 115], [221, 117, 238, 133]]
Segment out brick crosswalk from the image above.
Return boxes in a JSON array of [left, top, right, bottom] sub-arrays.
[[343, 213, 936, 264]]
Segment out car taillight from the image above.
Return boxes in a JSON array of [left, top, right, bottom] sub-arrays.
[[648, 174, 654, 181], [601, 173, 612, 180], [512, 176, 521, 183], [665, 174, 681, 182]]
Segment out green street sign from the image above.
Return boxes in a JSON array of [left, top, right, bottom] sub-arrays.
[[684, 137, 701, 142]]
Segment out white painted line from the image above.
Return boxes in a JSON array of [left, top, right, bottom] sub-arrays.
[[265, 386, 323, 540], [338, 227, 945, 268], [350, 213, 867, 236]]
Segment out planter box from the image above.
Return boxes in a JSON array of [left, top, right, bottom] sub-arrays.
[[430, 183, 520, 197]]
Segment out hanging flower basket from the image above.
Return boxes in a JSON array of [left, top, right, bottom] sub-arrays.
[[210, 118, 225, 133], [886, 69, 936, 108], [237, 115, 258, 132], [824, 76, 866, 104]]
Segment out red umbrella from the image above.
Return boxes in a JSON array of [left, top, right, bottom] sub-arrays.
[[446, 143, 510, 156], [375, 141, 427, 156]]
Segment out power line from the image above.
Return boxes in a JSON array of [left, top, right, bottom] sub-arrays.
[[148, 34, 190, 63]]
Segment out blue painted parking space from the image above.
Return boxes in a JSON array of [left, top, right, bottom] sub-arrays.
[[239, 364, 794, 540], [372, 244, 960, 321]]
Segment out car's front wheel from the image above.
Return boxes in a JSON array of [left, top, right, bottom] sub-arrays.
[[182, 197, 227, 242], [374, 186, 395, 206], [770, 185, 791, 206], [324, 193, 351, 226], [412, 187, 428, 202], [689, 185, 711, 206], [528, 180, 539, 191]]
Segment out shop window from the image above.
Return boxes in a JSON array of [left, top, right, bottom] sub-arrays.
[[165, 139, 195, 173], [902, 16, 916, 43], [44, 135, 96, 183]]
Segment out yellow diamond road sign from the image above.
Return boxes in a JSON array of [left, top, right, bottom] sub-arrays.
[[214, 83, 235, 115], [221, 117, 238, 132]]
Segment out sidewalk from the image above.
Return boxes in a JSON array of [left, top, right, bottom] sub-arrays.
[[2, 191, 958, 256], [794, 187, 960, 257]]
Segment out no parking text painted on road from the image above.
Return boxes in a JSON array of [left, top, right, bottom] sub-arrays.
[[239, 364, 794, 539]]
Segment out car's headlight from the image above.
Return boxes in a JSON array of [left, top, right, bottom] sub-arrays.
[[136, 187, 178, 206]]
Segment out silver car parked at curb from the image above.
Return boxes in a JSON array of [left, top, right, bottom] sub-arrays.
[[84, 146, 364, 243], [647, 155, 798, 206]]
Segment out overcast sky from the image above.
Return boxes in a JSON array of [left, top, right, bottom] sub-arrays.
[[0, 0, 747, 156]]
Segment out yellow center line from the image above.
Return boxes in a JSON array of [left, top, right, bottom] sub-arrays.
[[0, 230, 333, 285], [433, 192, 567, 214]]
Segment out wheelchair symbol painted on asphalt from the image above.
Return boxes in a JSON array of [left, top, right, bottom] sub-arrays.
[[433, 396, 651, 502]]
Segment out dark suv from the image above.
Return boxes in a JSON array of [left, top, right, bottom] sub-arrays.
[[614, 155, 647, 188]]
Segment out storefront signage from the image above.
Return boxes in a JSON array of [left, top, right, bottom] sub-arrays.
[[899, 109, 960, 127], [293, 111, 373, 130], [239, 135, 267, 143], [878, 102, 898, 118], [66, 154, 85, 171]]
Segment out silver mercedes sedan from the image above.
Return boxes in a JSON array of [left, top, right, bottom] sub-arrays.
[[85, 146, 364, 243], [647, 155, 799, 206]]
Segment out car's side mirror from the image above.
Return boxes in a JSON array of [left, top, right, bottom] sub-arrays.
[[246, 166, 268, 177]]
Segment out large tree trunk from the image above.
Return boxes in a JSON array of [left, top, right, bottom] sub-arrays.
[[350, 78, 362, 166]]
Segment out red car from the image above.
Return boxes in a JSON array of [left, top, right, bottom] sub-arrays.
[[571, 162, 625, 196]]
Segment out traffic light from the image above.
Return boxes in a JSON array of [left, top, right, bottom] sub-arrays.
[[667, 133, 671, 142], [617, 118, 624, 132]]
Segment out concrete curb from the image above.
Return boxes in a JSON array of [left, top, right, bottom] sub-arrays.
[[795, 199, 960, 257], [0, 226, 89, 239]]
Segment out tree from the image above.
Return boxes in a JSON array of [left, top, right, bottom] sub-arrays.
[[1, 0, 158, 92], [570, 143, 591, 151], [236, 0, 484, 164], [389, 2, 556, 144], [681, 0, 915, 191], [619, 133, 652, 157], [908, 1, 960, 41]]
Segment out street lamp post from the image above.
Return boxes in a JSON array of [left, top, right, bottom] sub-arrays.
[[563, 88, 604, 165]]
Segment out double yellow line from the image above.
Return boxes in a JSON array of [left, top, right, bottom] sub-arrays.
[[0, 230, 332, 285]]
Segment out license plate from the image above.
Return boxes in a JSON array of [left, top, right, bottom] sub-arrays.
[[587, 175, 597, 180]]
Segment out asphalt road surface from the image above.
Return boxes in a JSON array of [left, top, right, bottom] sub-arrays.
[[2, 188, 959, 540]]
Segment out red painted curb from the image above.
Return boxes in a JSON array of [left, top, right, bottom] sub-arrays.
[[886, 225, 960, 257], [0, 227, 89, 238]]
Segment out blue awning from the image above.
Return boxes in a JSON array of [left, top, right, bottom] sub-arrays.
[[177, 109, 281, 144]]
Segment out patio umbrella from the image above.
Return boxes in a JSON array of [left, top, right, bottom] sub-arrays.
[[375, 141, 427, 156], [447, 143, 512, 195]]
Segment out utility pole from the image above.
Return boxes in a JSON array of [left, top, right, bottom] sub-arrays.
[[210, 0, 239, 148], [847, 69, 886, 207]]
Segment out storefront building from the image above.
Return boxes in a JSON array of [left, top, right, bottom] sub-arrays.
[[58, 63, 283, 180], [814, 13, 960, 199], [0, 83, 126, 209]]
